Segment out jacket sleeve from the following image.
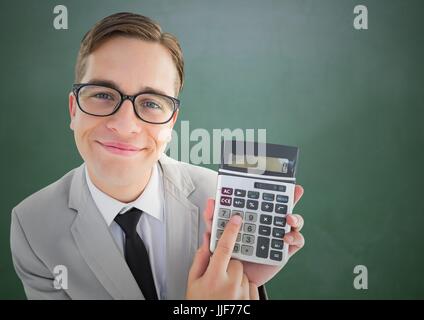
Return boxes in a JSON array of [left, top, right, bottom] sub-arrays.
[[10, 208, 70, 300]]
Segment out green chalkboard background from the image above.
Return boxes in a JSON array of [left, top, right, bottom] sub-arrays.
[[0, 0, 423, 299]]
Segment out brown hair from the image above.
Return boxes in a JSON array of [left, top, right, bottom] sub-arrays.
[[75, 12, 184, 95]]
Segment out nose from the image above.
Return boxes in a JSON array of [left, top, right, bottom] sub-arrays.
[[105, 99, 142, 136]]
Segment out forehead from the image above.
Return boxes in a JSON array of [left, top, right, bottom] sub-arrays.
[[82, 36, 178, 96]]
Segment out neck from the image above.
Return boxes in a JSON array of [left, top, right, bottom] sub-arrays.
[[87, 166, 153, 203]]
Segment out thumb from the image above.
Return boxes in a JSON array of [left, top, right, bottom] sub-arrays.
[[187, 233, 211, 283]]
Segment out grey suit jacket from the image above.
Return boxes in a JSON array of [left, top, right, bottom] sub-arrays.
[[10, 154, 217, 299]]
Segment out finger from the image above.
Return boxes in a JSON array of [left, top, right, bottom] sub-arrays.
[[209, 215, 242, 274], [283, 231, 305, 247], [293, 185, 304, 207], [227, 259, 244, 281], [288, 243, 303, 257], [188, 233, 211, 283], [249, 283, 259, 300], [287, 214, 304, 232], [203, 198, 215, 233], [284, 232, 305, 258], [241, 273, 249, 288], [240, 274, 250, 300]]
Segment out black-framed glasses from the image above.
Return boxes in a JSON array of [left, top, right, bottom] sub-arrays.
[[72, 83, 180, 124]]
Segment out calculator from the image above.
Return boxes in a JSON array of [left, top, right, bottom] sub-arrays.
[[210, 140, 299, 266]]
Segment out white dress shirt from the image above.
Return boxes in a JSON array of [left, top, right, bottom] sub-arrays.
[[84, 164, 167, 299]]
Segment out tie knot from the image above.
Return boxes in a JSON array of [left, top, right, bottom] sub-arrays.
[[114, 207, 143, 238]]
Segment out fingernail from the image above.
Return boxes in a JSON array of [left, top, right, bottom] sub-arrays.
[[230, 215, 242, 225], [291, 216, 298, 224]]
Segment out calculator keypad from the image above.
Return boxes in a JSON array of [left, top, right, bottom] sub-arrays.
[[233, 198, 245, 208], [218, 208, 231, 218], [235, 189, 246, 197], [256, 237, 270, 258], [215, 183, 292, 264], [261, 202, 274, 212], [246, 200, 258, 210], [258, 225, 271, 236], [247, 191, 259, 199], [275, 204, 288, 214], [243, 223, 256, 233]]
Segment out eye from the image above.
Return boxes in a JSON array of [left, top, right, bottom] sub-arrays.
[[93, 93, 114, 100], [143, 101, 162, 109]]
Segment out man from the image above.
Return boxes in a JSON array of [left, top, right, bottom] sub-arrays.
[[10, 12, 305, 299]]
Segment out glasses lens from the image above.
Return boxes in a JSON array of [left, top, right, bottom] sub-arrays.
[[135, 93, 175, 123], [78, 85, 120, 116]]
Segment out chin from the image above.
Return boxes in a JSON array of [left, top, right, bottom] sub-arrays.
[[99, 157, 154, 180]]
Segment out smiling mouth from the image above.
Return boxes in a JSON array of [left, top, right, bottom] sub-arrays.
[[96, 141, 144, 156]]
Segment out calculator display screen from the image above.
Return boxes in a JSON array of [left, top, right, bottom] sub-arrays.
[[227, 153, 289, 174], [221, 140, 299, 178]]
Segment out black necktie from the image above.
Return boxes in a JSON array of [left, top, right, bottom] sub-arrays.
[[114, 207, 158, 300]]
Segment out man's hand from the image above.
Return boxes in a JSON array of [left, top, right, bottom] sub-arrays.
[[186, 205, 259, 300], [203, 185, 305, 287]]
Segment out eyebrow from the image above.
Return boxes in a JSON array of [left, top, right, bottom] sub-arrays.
[[86, 78, 169, 96]]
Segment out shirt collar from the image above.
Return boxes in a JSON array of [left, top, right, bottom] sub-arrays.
[[84, 163, 163, 226]]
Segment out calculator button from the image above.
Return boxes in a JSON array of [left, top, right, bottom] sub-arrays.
[[258, 225, 271, 236], [276, 195, 288, 203], [270, 250, 283, 261], [271, 239, 284, 250], [272, 227, 285, 238], [216, 230, 223, 239], [217, 219, 229, 229], [241, 245, 254, 256], [242, 234, 255, 245], [275, 204, 288, 214], [233, 198, 245, 208], [260, 214, 272, 225], [261, 202, 274, 212], [274, 216, 286, 227], [256, 236, 270, 258], [247, 191, 259, 199], [231, 210, 244, 219], [234, 189, 246, 197], [221, 187, 233, 195], [245, 212, 258, 223], [243, 223, 256, 234], [262, 193, 275, 201], [220, 196, 232, 206], [237, 233, 241, 242], [218, 208, 231, 218], [246, 200, 258, 210]]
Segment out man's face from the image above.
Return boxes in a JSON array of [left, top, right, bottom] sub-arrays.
[[69, 36, 178, 190]]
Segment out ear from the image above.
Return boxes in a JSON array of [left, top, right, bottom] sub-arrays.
[[69, 92, 76, 131]]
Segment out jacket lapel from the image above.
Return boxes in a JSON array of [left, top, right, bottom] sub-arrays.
[[68, 164, 144, 300], [158, 154, 199, 299]]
